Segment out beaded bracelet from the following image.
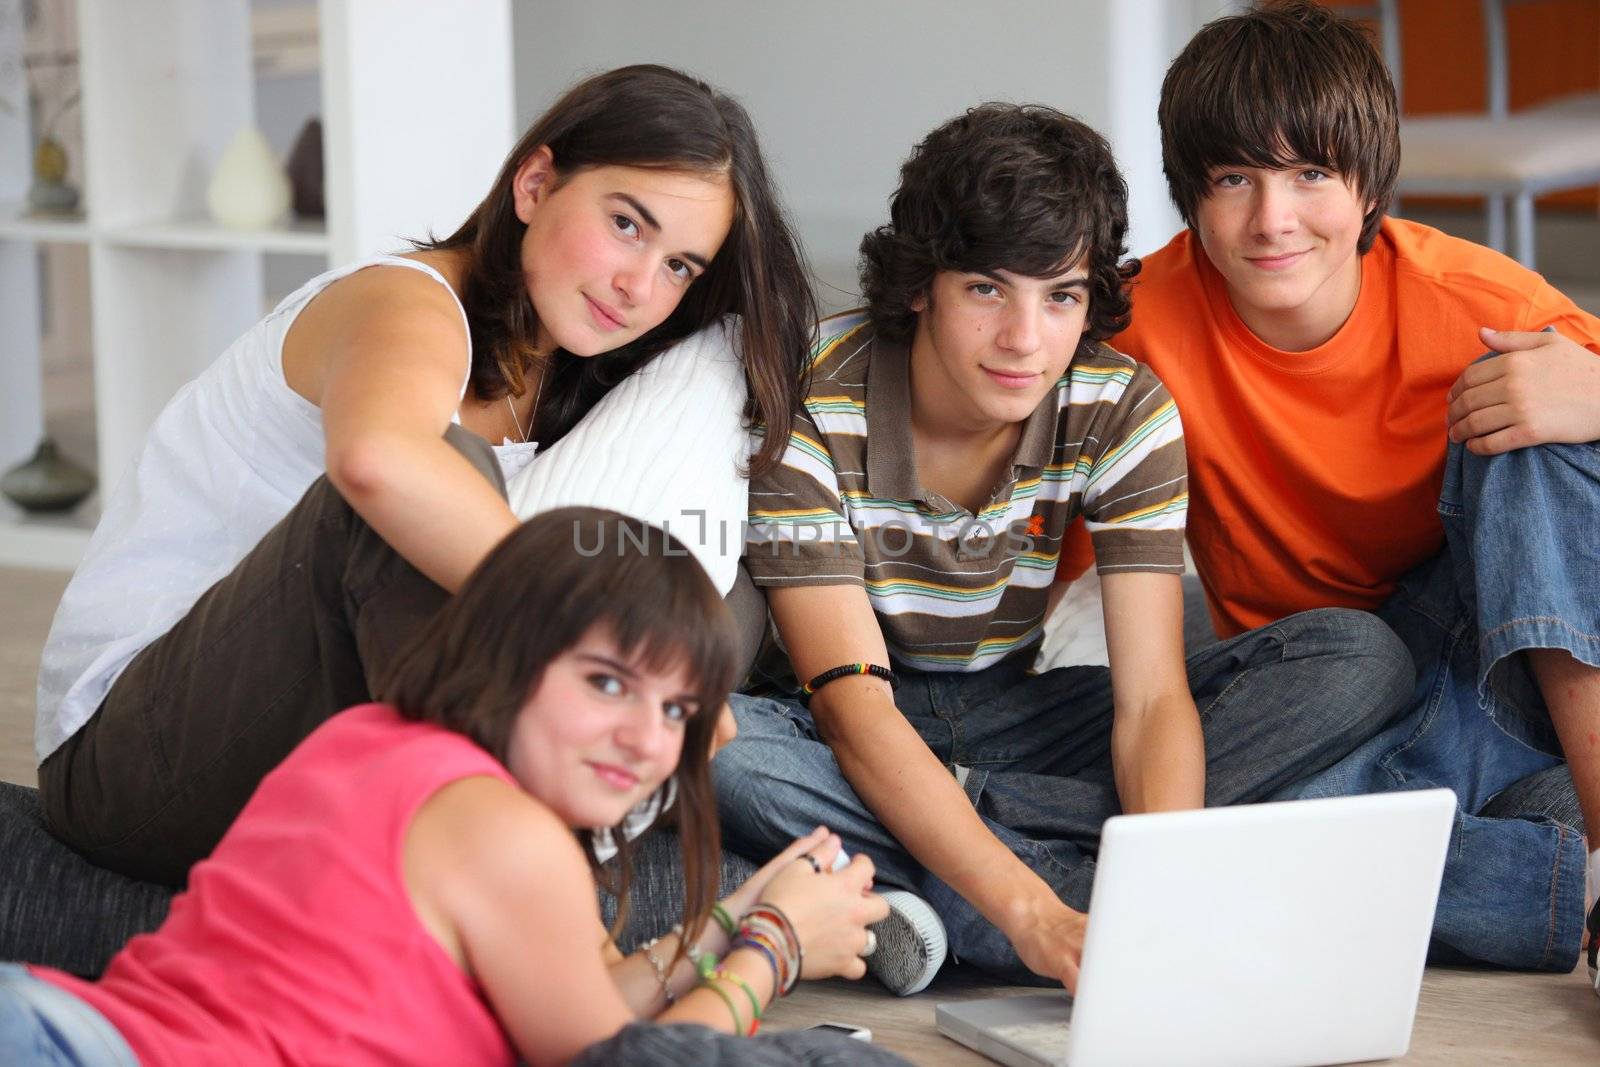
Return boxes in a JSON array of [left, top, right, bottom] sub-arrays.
[[713, 968, 763, 1034], [800, 662, 899, 701], [642, 930, 680, 1005]]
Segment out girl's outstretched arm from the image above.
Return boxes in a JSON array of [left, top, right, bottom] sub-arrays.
[[283, 263, 520, 592], [407, 778, 886, 1062]]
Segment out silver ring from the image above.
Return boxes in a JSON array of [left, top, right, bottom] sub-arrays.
[[859, 928, 877, 958], [799, 853, 822, 874]]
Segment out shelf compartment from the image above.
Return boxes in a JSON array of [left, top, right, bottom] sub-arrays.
[[0, 205, 93, 245], [102, 216, 329, 255], [0, 499, 97, 571]]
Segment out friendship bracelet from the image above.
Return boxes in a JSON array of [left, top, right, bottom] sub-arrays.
[[739, 925, 792, 994], [738, 914, 800, 995], [710, 902, 738, 939], [755, 903, 804, 984], [800, 662, 899, 701], [747, 904, 801, 954], [713, 968, 764, 1033], [735, 924, 787, 993], [698, 976, 745, 1035], [744, 912, 798, 978], [731, 936, 784, 995]]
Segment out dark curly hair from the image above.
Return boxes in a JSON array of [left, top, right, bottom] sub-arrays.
[[859, 103, 1138, 353]]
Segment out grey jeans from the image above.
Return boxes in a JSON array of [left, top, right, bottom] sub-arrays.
[[714, 607, 1413, 981]]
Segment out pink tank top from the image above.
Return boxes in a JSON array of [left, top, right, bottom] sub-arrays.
[[36, 704, 518, 1067]]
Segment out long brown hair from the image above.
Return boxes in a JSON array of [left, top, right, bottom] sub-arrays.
[[421, 64, 814, 477], [378, 507, 739, 953]]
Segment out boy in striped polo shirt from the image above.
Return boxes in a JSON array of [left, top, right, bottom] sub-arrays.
[[714, 104, 1412, 993]]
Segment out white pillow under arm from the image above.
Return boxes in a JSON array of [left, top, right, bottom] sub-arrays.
[[503, 316, 752, 596]]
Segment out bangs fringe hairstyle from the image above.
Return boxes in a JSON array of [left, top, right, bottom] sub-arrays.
[[1159, 0, 1400, 253], [858, 103, 1138, 355], [378, 507, 740, 960], [421, 64, 815, 477]]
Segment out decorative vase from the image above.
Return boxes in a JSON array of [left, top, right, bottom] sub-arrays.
[[1, 438, 96, 513], [27, 137, 82, 216], [206, 127, 291, 230], [286, 117, 324, 219]]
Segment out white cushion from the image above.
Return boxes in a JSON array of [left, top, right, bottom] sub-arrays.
[[504, 317, 752, 595]]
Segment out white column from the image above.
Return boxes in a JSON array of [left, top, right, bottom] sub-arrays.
[[321, 0, 514, 262], [1106, 0, 1185, 259]]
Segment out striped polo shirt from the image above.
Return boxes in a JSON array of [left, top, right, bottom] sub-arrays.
[[745, 310, 1187, 673]]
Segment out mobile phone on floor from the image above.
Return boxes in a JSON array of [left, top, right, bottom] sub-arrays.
[[808, 1022, 872, 1042]]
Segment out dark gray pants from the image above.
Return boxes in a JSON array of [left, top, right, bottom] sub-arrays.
[[37, 426, 765, 888], [37, 426, 496, 885]]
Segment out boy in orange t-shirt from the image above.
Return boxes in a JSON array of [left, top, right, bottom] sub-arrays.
[[1095, 1, 1600, 978]]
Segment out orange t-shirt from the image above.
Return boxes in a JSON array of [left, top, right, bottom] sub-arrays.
[[1065, 218, 1600, 638]]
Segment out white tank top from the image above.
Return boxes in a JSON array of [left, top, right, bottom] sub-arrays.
[[34, 255, 537, 761]]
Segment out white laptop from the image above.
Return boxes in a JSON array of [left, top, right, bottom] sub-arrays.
[[937, 789, 1455, 1067]]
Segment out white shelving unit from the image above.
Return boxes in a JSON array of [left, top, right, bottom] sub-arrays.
[[0, 0, 513, 569]]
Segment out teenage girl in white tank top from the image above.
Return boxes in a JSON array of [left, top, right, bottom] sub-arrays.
[[37, 65, 816, 779]]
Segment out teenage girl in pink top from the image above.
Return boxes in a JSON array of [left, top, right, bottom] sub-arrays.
[[1, 508, 903, 1067]]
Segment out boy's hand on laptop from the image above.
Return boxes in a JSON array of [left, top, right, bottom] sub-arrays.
[[1005, 894, 1089, 992], [1446, 327, 1600, 454]]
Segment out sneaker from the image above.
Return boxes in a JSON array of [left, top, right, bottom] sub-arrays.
[[1588, 897, 1600, 999], [866, 889, 948, 996]]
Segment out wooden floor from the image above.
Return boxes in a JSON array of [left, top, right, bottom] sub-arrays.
[[0, 565, 61, 789], [3, 564, 1598, 1065]]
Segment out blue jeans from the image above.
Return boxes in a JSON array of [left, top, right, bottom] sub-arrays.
[[1279, 437, 1600, 970], [0, 965, 137, 1067], [715, 608, 1412, 982]]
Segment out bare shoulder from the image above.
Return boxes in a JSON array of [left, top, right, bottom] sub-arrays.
[[282, 250, 471, 402], [404, 776, 598, 974], [413, 774, 591, 894]]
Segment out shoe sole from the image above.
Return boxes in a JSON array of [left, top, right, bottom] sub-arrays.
[[867, 889, 949, 997]]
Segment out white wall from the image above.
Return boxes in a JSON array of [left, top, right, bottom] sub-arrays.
[[514, 1, 1225, 311]]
